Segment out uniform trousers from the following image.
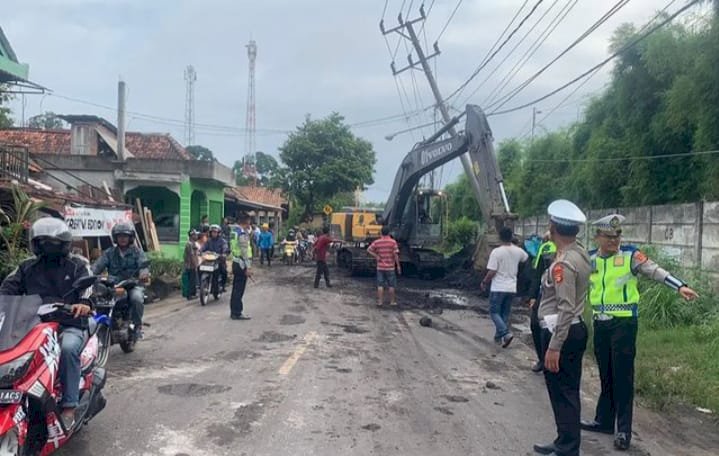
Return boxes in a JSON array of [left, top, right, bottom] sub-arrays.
[[592, 317, 638, 437], [542, 322, 587, 456]]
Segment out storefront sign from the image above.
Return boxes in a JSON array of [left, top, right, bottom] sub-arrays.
[[63, 206, 133, 237]]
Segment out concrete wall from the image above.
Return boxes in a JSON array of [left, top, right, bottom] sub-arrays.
[[516, 201, 713, 274]]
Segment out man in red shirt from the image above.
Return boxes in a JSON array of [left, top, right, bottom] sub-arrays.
[[313, 226, 333, 288], [368, 226, 402, 306]]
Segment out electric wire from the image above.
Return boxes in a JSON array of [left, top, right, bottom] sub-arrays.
[[488, 0, 702, 116], [523, 149, 719, 163], [487, 0, 634, 112], [435, 0, 465, 43], [444, 0, 546, 103]]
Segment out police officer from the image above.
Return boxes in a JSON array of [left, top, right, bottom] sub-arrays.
[[534, 200, 591, 456], [229, 214, 253, 320], [92, 223, 149, 337], [528, 232, 557, 373], [0, 218, 94, 429], [580, 214, 698, 450]]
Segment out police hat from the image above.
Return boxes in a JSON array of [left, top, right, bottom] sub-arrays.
[[592, 214, 625, 236], [547, 199, 586, 226]]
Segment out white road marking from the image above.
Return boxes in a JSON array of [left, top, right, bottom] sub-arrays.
[[278, 331, 319, 376]]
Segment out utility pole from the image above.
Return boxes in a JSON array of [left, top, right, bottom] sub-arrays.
[[117, 80, 126, 161], [531, 106, 542, 143], [381, 7, 486, 206]]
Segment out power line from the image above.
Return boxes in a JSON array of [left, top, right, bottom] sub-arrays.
[[444, 0, 546, 103], [523, 149, 719, 163], [480, 0, 579, 108], [457, 0, 564, 106], [488, 0, 634, 112], [489, 0, 701, 116], [452, 0, 531, 103], [435, 0, 466, 43]]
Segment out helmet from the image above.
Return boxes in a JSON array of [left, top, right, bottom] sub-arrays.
[[111, 222, 136, 244], [29, 217, 73, 258], [262, 223, 269, 229], [209, 224, 221, 233], [188, 229, 199, 237]]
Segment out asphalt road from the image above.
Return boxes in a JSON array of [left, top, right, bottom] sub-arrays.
[[57, 266, 716, 456]]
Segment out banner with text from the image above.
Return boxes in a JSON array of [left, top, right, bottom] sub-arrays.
[[63, 206, 133, 238]]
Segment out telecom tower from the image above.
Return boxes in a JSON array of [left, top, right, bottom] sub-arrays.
[[184, 65, 197, 146], [243, 40, 258, 182]]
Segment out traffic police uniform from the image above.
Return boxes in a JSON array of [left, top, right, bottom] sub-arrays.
[[581, 214, 692, 450], [535, 200, 591, 456]]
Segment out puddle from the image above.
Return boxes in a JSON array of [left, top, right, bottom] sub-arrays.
[[206, 401, 265, 445], [442, 395, 469, 403], [157, 383, 231, 397], [434, 406, 454, 416], [280, 314, 306, 325], [361, 423, 381, 431], [255, 331, 297, 343]]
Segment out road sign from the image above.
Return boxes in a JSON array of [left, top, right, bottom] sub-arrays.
[[323, 205, 333, 215]]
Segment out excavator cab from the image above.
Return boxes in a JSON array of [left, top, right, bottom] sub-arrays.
[[409, 189, 446, 246]]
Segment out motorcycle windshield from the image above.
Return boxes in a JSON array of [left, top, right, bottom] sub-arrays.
[[0, 295, 44, 352]]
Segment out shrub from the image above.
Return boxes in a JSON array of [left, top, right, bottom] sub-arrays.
[[445, 217, 478, 248], [148, 252, 183, 278], [0, 248, 31, 282]]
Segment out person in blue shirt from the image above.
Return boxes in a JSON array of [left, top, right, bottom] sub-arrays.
[[258, 224, 274, 267], [201, 224, 230, 292]]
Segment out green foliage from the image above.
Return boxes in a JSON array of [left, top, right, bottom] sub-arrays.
[[0, 85, 13, 128], [0, 249, 31, 282], [147, 252, 183, 278], [0, 187, 45, 259], [498, 13, 719, 214], [28, 111, 65, 130], [445, 217, 478, 249], [279, 113, 376, 220], [444, 174, 481, 222], [186, 145, 215, 162]]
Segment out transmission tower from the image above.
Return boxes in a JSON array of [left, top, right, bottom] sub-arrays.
[[184, 65, 197, 146], [244, 40, 258, 167]]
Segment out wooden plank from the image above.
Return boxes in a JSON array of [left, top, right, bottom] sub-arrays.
[[145, 208, 161, 252], [134, 198, 150, 250]]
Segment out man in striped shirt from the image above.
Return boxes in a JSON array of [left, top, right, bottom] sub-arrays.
[[367, 226, 402, 306]]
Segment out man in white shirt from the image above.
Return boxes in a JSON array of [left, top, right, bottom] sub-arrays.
[[481, 227, 529, 348]]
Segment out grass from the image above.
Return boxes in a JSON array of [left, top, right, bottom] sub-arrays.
[[582, 245, 719, 414]]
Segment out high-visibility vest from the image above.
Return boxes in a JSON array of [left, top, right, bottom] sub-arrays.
[[533, 241, 557, 269], [589, 247, 640, 317]]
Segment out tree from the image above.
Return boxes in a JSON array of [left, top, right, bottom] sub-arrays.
[[186, 145, 215, 161], [279, 113, 376, 219], [0, 86, 13, 128], [28, 111, 65, 130]]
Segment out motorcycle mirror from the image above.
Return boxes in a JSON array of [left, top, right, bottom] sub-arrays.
[[71, 275, 97, 291]]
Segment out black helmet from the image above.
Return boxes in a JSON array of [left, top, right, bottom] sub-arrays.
[[29, 217, 73, 258], [111, 222, 136, 244]]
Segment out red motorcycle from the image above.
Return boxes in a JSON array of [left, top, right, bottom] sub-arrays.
[[0, 275, 106, 455]]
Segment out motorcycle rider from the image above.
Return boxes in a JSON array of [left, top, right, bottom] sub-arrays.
[[92, 223, 149, 338], [0, 217, 94, 430], [201, 224, 230, 292]]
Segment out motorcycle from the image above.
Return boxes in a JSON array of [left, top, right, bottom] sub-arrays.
[[297, 240, 312, 264], [93, 260, 151, 365], [0, 275, 106, 456], [198, 252, 222, 306], [282, 241, 298, 266]]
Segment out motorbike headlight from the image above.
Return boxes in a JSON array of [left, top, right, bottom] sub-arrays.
[[0, 353, 34, 388]]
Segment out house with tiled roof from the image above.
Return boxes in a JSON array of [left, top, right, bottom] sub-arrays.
[[0, 115, 234, 259], [225, 185, 287, 231]]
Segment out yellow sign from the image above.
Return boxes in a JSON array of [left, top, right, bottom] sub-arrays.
[[323, 205, 333, 215]]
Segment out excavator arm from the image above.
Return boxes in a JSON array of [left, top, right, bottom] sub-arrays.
[[382, 105, 515, 241]]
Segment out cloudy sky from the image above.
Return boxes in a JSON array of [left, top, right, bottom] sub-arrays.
[[3, 0, 706, 201]]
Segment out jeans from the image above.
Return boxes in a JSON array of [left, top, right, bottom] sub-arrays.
[[59, 327, 87, 408], [128, 287, 145, 328], [376, 270, 397, 288], [230, 262, 248, 317], [261, 248, 272, 266], [489, 292, 515, 340], [314, 261, 330, 287]]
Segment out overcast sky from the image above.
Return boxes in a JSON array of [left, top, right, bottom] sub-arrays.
[[3, 0, 707, 202]]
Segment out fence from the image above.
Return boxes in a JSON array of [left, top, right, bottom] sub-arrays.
[[515, 201, 719, 276], [0, 144, 29, 183]]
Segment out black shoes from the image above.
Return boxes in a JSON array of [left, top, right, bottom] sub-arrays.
[[502, 333, 514, 348], [533, 443, 557, 455], [614, 432, 630, 450], [531, 361, 544, 373], [580, 420, 614, 435], [230, 314, 251, 320]]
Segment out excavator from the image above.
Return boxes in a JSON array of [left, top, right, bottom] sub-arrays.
[[333, 104, 516, 277]]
